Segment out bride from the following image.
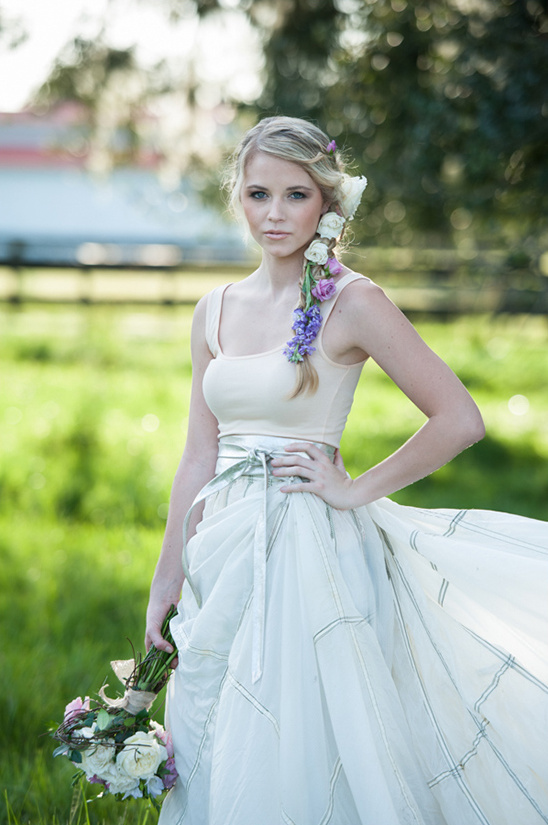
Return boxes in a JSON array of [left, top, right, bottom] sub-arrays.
[[145, 116, 548, 824]]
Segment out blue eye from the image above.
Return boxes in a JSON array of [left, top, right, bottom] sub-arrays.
[[290, 192, 306, 199], [250, 191, 267, 199]]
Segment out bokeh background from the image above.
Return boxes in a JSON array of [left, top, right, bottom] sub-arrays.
[[1, 1, 547, 822]]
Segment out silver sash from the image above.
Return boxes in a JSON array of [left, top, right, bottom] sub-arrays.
[[182, 434, 336, 683]]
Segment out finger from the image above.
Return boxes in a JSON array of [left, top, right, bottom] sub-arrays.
[[271, 457, 315, 473], [147, 632, 174, 654], [272, 464, 316, 480], [283, 442, 325, 460]]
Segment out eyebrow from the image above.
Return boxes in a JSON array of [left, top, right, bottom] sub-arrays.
[[245, 184, 315, 192]]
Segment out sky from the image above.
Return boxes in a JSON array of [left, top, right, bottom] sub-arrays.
[[0, 0, 261, 112]]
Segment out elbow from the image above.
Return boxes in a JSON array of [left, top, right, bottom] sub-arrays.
[[458, 406, 485, 449]]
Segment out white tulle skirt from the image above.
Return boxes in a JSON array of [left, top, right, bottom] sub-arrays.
[[159, 436, 548, 825]]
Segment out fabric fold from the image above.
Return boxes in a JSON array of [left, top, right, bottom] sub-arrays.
[[160, 435, 548, 825]]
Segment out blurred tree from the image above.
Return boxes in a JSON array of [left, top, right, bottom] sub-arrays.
[[31, 0, 548, 245], [37, 37, 147, 172], [250, 0, 341, 121], [0, 7, 27, 49], [320, 0, 548, 244]]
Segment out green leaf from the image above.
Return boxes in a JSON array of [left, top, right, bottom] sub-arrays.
[[95, 708, 112, 730], [69, 749, 83, 764]]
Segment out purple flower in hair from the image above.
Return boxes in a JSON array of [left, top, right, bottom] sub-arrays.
[[327, 257, 343, 276], [284, 305, 323, 363], [326, 140, 337, 154]]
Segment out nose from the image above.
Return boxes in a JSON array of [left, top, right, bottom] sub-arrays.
[[267, 197, 285, 222]]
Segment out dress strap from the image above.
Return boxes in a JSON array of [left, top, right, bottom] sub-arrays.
[[320, 272, 366, 326], [205, 283, 232, 357]]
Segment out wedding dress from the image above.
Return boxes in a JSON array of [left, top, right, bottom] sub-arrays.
[[159, 273, 548, 825]]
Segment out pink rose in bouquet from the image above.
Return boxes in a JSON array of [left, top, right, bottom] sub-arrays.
[[64, 696, 91, 724]]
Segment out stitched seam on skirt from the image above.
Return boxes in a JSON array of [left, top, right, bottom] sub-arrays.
[[397, 538, 548, 822], [409, 529, 438, 572], [176, 623, 229, 661], [226, 670, 280, 735], [313, 616, 370, 644], [279, 758, 343, 825], [319, 757, 343, 825], [180, 667, 229, 823], [442, 509, 468, 537], [179, 480, 281, 821], [463, 625, 548, 694], [304, 497, 424, 825], [387, 547, 494, 824], [428, 722, 489, 788], [181, 642, 229, 661], [473, 656, 515, 713], [411, 508, 548, 555], [474, 719, 548, 824]]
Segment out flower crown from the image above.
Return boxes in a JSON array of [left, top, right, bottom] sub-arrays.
[[284, 144, 368, 364]]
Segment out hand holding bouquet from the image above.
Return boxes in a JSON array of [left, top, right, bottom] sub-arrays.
[[52, 606, 178, 807]]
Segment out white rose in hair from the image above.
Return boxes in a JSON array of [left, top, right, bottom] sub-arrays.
[[116, 731, 167, 781], [338, 174, 368, 220], [317, 212, 346, 239], [304, 239, 329, 265]]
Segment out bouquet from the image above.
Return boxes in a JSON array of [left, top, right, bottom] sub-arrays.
[[52, 606, 178, 808]]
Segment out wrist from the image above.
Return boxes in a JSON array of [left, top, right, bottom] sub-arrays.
[[149, 576, 183, 608], [346, 473, 375, 509]]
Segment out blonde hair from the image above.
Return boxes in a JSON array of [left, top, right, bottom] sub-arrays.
[[226, 116, 347, 397]]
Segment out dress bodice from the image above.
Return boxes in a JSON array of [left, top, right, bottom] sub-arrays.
[[202, 272, 366, 448]]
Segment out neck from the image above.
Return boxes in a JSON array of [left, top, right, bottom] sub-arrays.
[[254, 250, 304, 300]]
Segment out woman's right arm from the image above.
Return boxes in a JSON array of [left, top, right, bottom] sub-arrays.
[[145, 295, 220, 653]]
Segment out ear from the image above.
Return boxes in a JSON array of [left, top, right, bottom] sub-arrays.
[[321, 201, 331, 215]]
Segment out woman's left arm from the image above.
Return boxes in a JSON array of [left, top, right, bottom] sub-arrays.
[[271, 280, 485, 509]]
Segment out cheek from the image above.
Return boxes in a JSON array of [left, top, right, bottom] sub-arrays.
[[303, 202, 324, 230], [241, 201, 258, 227]]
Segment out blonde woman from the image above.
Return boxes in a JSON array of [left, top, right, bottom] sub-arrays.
[[146, 117, 547, 825]]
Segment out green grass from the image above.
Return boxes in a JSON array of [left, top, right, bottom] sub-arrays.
[[1, 304, 547, 824]]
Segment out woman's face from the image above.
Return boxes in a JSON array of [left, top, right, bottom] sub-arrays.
[[240, 151, 327, 260]]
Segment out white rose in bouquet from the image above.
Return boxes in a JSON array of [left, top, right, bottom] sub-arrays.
[[304, 239, 329, 265], [104, 761, 142, 797], [80, 741, 116, 777], [116, 731, 168, 781], [337, 174, 368, 220], [317, 212, 346, 239]]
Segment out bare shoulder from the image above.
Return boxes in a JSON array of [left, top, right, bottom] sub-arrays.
[[332, 271, 422, 359], [336, 273, 401, 321], [192, 282, 230, 331], [190, 292, 208, 336]]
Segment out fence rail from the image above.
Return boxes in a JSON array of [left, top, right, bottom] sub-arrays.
[[1, 251, 547, 314]]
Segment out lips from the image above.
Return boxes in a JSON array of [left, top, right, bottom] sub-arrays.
[[264, 231, 290, 239]]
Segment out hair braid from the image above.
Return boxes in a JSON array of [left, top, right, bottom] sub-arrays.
[[288, 235, 339, 398]]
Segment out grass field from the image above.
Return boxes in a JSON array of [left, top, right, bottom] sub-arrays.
[[1, 303, 547, 824]]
